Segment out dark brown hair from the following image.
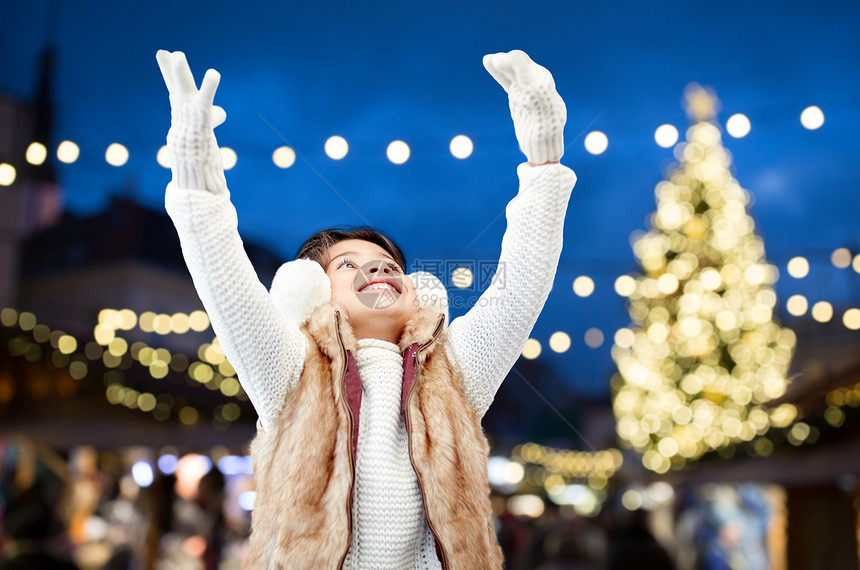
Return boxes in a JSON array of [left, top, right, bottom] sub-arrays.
[[294, 226, 407, 272]]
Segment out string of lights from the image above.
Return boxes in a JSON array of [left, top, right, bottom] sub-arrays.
[[0, 102, 836, 187]]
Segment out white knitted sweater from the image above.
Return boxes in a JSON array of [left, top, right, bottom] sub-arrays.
[[164, 161, 574, 567]]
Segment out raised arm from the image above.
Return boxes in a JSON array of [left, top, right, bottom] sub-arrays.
[[156, 51, 307, 430], [446, 51, 576, 417]]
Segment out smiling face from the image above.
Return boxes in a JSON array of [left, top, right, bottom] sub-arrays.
[[324, 239, 418, 343]]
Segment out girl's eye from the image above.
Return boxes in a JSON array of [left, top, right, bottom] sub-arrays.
[[336, 258, 358, 269], [386, 262, 402, 273]]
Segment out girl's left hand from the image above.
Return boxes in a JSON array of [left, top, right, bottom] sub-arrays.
[[483, 50, 566, 166]]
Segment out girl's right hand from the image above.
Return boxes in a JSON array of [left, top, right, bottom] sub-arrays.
[[156, 50, 229, 195]]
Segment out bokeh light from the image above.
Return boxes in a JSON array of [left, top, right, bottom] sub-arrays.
[[786, 294, 808, 316], [156, 145, 170, 168], [325, 135, 349, 160], [272, 146, 296, 168], [549, 331, 571, 353], [725, 113, 751, 138], [56, 140, 80, 163], [786, 256, 809, 278], [614, 275, 636, 297], [584, 328, 604, 348], [386, 140, 410, 164], [0, 164, 15, 186], [26, 142, 48, 165], [450, 135, 474, 159], [800, 105, 824, 130], [811, 301, 833, 323], [573, 276, 595, 297], [220, 147, 237, 170], [450, 266, 473, 289], [522, 338, 541, 359], [654, 124, 679, 148], [584, 131, 608, 155], [831, 248, 852, 268], [843, 308, 860, 330], [105, 143, 129, 167]]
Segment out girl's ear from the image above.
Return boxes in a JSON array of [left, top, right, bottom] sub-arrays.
[[270, 259, 332, 324], [408, 271, 449, 326]]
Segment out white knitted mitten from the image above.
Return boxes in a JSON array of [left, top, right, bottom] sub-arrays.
[[483, 50, 566, 164], [156, 50, 228, 194]]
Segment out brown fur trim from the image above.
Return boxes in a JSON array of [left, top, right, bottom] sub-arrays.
[[398, 306, 445, 352], [247, 303, 354, 569], [407, 344, 504, 569]]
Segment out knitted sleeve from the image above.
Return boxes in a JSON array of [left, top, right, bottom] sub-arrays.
[[165, 184, 308, 431], [445, 162, 576, 417]]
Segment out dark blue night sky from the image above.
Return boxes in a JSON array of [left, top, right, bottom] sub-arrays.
[[3, 0, 859, 396]]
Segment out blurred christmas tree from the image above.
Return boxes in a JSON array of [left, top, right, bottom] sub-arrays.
[[611, 84, 797, 473]]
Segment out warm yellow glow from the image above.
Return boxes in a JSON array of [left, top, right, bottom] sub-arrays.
[[57, 141, 80, 163], [700, 268, 722, 290], [657, 273, 679, 294], [449, 135, 473, 159], [220, 377, 240, 397], [220, 147, 237, 170], [108, 337, 128, 357], [744, 264, 766, 286], [178, 406, 199, 426], [614, 328, 635, 348], [811, 301, 833, 323], [93, 324, 115, 345], [325, 135, 349, 160], [451, 266, 473, 289], [272, 146, 296, 168], [549, 331, 571, 353], [786, 295, 808, 316], [153, 314, 172, 335], [69, 361, 87, 380], [613, 101, 796, 471], [138, 393, 157, 412], [26, 142, 48, 165], [843, 308, 860, 330], [522, 338, 541, 359], [614, 275, 636, 297], [0, 163, 15, 186], [831, 248, 852, 268], [116, 309, 137, 330], [105, 143, 129, 167], [800, 106, 824, 130], [584, 328, 604, 348], [787, 256, 809, 278], [58, 335, 77, 355], [584, 131, 608, 155], [725, 114, 751, 138], [386, 140, 410, 164], [0, 308, 17, 327], [573, 276, 595, 297], [654, 124, 679, 148], [221, 402, 241, 421], [171, 313, 190, 334], [854, 254, 860, 274], [621, 489, 642, 510], [188, 310, 210, 332]]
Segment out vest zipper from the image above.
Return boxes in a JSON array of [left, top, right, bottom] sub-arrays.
[[404, 314, 448, 568], [334, 310, 355, 570]]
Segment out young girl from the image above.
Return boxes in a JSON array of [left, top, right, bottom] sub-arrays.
[[156, 49, 576, 569]]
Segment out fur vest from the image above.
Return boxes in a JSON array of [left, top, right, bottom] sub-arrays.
[[246, 298, 503, 569]]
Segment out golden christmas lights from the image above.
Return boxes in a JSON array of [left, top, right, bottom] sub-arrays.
[[611, 85, 799, 473]]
